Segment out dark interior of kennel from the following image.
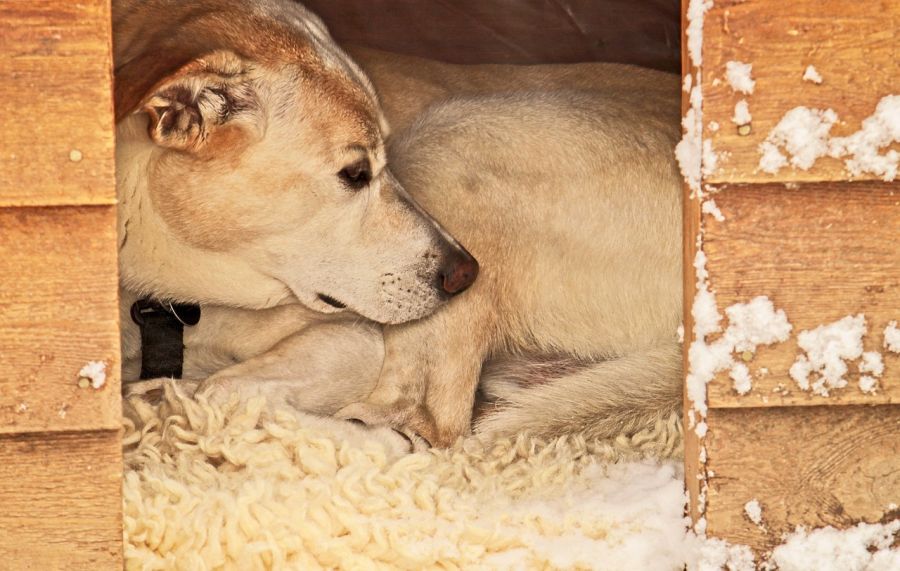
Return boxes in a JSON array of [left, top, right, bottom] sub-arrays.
[[303, 0, 680, 71]]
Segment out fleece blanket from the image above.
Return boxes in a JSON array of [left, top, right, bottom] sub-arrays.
[[122, 385, 688, 570]]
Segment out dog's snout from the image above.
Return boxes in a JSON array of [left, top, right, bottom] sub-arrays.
[[439, 247, 479, 296]]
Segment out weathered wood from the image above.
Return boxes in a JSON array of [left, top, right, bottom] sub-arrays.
[[682, 0, 704, 526], [704, 406, 900, 554], [0, 206, 121, 434], [682, 0, 900, 551], [0, 430, 122, 569], [702, 0, 900, 184], [703, 182, 900, 408], [0, 0, 116, 206]]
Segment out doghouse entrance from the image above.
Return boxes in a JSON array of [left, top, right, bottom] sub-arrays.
[[4, 0, 898, 567]]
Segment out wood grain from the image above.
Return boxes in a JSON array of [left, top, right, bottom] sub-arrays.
[[0, 0, 116, 207], [0, 430, 122, 569], [703, 182, 900, 408], [0, 206, 121, 434], [705, 406, 900, 554], [701, 0, 900, 184]]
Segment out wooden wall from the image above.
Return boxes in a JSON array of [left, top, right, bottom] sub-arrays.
[[0, 1, 122, 568], [682, 0, 900, 556]]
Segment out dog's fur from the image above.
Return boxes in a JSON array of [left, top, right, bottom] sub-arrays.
[[116, 0, 683, 449]]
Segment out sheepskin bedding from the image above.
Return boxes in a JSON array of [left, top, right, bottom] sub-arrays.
[[122, 385, 687, 570]]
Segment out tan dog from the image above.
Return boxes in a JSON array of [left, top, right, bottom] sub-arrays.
[[114, 0, 475, 452], [117, 0, 682, 449]]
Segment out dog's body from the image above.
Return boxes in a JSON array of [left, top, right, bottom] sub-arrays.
[[116, 0, 683, 448]]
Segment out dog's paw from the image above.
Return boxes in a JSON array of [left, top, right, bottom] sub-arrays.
[[336, 401, 444, 448]]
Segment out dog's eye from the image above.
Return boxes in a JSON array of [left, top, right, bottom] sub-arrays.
[[338, 160, 372, 190]]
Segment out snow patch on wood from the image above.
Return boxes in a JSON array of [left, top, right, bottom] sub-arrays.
[[725, 61, 755, 94], [732, 99, 751, 126], [686, 0, 713, 67], [730, 363, 752, 395], [828, 95, 900, 181], [789, 315, 866, 396], [78, 360, 108, 389], [758, 107, 838, 173], [770, 520, 900, 571], [759, 95, 900, 181], [885, 321, 900, 353], [802, 65, 823, 84], [702, 199, 725, 222], [743, 499, 763, 526]]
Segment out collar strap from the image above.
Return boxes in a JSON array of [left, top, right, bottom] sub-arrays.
[[130, 299, 201, 379]]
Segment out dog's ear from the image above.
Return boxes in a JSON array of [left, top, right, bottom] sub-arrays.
[[139, 50, 257, 151]]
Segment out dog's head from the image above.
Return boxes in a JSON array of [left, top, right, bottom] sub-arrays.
[[115, 5, 476, 324]]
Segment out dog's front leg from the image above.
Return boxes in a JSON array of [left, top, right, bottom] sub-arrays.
[[195, 321, 383, 416], [337, 297, 495, 447]]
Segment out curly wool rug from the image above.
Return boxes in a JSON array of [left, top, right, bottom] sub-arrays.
[[122, 384, 689, 570]]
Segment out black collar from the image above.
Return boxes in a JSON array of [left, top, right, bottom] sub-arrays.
[[130, 299, 201, 379]]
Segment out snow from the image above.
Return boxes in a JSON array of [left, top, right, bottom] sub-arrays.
[[677, 86, 705, 196], [732, 100, 751, 126], [695, 421, 709, 438], [743, 499, 763, 525], [790, 315, 866, 396], [803, 65, 824, 84], [678, 324, 686, 344], [722, 296, 793, 353], [789, 358, 814, 391], [771, 521, 900, 571], [758, 107, 838, 173], [702, 199, 725, 222], [677, 0, 714, 197], [686, 0, 713, 67], [858, 351, 882, 394], [859, 351, 884, 377], [687, 288, 791, 417], [483, 460, 697, 571], [885, 321, 900, 353], [725, 61, 755, 94], [702, 139, 720, 176], [758, 141, 789, 173], [828, 95, 900, 181], [859, 375, 879, 395], [689, 537, 756, 571], [708, 121, 720, 133], [759, 95, 900, 181], [78, 360, 107, 389], [730, 363, 752, 395]]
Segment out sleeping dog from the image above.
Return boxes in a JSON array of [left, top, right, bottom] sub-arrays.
[[116, 0, 683, 448]]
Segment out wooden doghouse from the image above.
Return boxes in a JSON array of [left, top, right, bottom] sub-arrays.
[[0, 0, 896, 567], [0, 0, 122, 567], [681, 0, 900, 556]]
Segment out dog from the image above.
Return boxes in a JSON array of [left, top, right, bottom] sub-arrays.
[[116, 0, 683, 449]]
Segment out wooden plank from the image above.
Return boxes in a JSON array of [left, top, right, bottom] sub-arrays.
[[0, 0, 116, 207], [682, 0, 704, 525], [0, 430, 122, 569], [0, 206, 120, 433], [704, 405, 900, 554], [701, 0, 900, 184], [703, 182, 900, 408]]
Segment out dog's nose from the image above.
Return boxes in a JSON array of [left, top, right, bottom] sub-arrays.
[[439, 247, 479, 296]]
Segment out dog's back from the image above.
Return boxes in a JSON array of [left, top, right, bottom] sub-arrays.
[[385, 90, 683, 441]]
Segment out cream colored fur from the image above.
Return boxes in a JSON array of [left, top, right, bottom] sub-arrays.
[[117, 0, 683, 449]]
